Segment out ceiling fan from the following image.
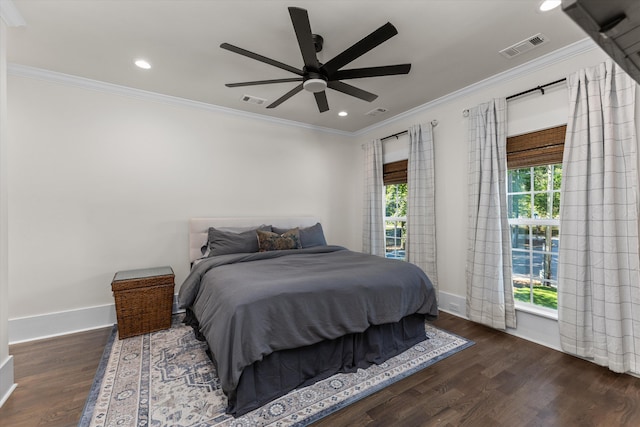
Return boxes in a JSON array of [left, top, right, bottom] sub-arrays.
[[220, 7, 411, 113]]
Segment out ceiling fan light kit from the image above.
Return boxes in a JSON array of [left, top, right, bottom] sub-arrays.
[[303, 78, 327, 93], [220, 7, 411, 113]]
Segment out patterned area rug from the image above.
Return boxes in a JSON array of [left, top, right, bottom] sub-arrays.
[[80, 315, 473, 427]]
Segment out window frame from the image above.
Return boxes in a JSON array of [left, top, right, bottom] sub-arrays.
[[506, 126, 565, 313], [508, 169, 560, 311], [383, 160, 408, 261]]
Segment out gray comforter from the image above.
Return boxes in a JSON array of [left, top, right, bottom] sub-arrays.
[[178, 246, 438, 396]]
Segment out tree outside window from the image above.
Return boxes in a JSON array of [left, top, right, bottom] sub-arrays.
[[508, 164, 561, 310], [385, 183, 407, 260]]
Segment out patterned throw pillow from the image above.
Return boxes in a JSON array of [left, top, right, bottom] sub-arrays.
[[257, 229, 301, 252], [272, 222, 327, 248]]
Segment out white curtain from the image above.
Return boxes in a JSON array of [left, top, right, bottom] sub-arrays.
[[362, 139, 385, 256], [466, 98, 516, 330], [407, 124, 438, 291], [558, 60, 640, 373]]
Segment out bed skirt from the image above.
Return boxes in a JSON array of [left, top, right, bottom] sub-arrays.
[[185, 310, 427, 417]]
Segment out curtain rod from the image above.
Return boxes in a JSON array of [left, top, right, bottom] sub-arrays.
[[462, 77, 567, 117], [505, 77, 566, 100], [380, 120, 439, 142], [381, 130, 408, 141]]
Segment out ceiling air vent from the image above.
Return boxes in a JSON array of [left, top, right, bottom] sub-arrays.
[[366, 107, 389, 117], [499, 33, 549, 59], [241, 94, 267, 105]]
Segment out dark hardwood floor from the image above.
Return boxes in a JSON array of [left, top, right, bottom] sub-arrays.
[[2, 312, 640, 426], [0, 326, 113, 427]]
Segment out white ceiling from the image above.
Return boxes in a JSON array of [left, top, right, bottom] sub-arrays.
[[6, 0, 589, 133]]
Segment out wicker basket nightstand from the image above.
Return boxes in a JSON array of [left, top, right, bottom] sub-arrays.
[[111, 266, 175, 339]]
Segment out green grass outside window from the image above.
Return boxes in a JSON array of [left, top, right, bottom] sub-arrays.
[[513, 285, 557, 310]]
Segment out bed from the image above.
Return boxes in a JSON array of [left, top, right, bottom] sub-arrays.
[[178, 217, 438, 416]]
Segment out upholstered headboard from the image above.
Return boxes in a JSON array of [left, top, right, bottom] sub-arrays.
[[189, 217, 321, 263]]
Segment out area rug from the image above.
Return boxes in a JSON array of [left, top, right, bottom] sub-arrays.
[[79, 315, 473, 427]]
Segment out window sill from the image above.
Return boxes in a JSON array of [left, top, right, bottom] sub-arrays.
[[515, 303, 558, 320]]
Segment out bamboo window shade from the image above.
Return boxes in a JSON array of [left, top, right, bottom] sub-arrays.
[[507, 125, 566, 169], [383, 159, 408, 185]]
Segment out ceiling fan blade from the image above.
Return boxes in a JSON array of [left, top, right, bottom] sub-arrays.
[[328, 81, 378, 102], [225, 78, 303, 88], [220, 42, 303, 76], [266, 83, 304, 109], [330, 64, 411, 80], [321, 22, 398, 76], [314, 91, 329, 112], [288, 7, 320, 70]]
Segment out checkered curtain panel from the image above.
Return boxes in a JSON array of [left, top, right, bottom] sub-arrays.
[[407, 124, 438, 292], [558, 60, 640, 373], [362, 139, 385, 256], [466, 98, 517, 330]]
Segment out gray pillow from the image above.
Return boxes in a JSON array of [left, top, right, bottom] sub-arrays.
[[272, 222, 326, 248], [204, 225, 272, 256]]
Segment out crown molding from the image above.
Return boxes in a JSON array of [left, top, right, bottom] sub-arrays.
[[354, 37, 598, 137], [7, 63, 353, 138], [0, 0, 26, 27], [9, 37, 597, 139]]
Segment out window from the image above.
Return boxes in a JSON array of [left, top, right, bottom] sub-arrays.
[[385, 183, 407, 259], [508, 165, 561, 309], [384, 160, 407, 260], [506, 125, 565, 310]]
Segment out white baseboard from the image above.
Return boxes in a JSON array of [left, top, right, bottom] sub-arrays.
[[8, 290, 561, 353], [9, 304, 117, 344], [508, 309, 562, 352], [438, 290, 561, 351], [0, 355, 16, 408], [437, 290, 468, 318], [8, 295, 183, 344]]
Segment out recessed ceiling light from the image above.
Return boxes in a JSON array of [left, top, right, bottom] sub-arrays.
[[338, 111, 348, 117], [134, 59, 151, 69], [539, 0, 561, 12]]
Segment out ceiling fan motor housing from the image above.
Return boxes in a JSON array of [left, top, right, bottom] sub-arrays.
[[312, 34, 324, 53]]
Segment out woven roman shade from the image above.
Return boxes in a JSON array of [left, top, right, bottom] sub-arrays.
[[507, 125, 566, 168], [383, 159, 408, 185]]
